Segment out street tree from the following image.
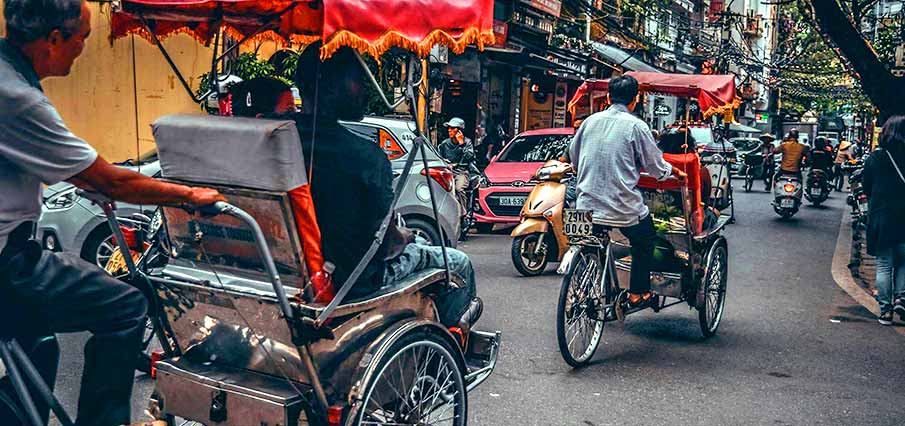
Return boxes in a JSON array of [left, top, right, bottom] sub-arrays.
[[807, 0, 905, 118]]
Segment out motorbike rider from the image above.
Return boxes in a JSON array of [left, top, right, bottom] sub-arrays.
[[809, 137, 835, 174], [834, 139, 856, 190], [0, 1, 224, 424], [438, 118, 479, 226], [570, 75, 686, 308], [772, 128, 809, 181], [290, 46, 483, 337]]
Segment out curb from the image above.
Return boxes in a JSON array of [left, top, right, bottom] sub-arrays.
[[831, 210, 905, 336]]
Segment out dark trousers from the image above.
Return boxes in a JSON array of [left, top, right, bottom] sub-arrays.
[[618, 215, 657, 294], [0, 237, 148, 426]]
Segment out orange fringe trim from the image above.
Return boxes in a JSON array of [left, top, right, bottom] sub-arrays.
[[701, 96, 741, 119], [116, 23, 312, 48], [320, 27, 495, 60]]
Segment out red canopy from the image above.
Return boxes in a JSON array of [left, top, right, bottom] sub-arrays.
[[111, 0, 495, 58], [568, 72, 740, 118]]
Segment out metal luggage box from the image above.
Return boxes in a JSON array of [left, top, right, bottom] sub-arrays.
[[153, 357, 310, 426]]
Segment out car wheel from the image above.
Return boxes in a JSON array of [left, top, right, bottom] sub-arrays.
[[405, 217, 444, 247], [81, 225, 116, 268]]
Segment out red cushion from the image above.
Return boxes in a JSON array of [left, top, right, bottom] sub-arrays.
[[638, 153, 705, 233]]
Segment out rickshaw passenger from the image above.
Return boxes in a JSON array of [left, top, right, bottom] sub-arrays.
[[570, 75, 686, 307], [0, 1, 224, 425], [658, 129, 720, 232], [244, 48, 483, 331]]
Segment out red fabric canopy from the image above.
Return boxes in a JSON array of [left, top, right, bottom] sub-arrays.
[[111, 0, 494, 58], [568, 72, 740, 118]]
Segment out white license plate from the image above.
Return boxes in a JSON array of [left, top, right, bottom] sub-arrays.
[[497, 196, 527, 206], [780, 199, 795, 208], [563, 209, 594, 237]]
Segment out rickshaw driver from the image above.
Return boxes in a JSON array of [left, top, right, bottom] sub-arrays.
[[289, 46, 483, 334], [569, 75, 686, 308], [0, 1, 225, 425]]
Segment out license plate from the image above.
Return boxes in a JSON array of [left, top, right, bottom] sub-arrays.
[[563, 209, 594, 237], [497, 196, 527, 206], [780, 199, 795, 208]]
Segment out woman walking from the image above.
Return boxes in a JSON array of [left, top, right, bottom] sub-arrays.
[[863, 116, 905, 325]]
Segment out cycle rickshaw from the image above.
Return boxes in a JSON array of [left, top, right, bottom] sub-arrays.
[[554, 74, 736, 367], [0, 1, 500, 426]]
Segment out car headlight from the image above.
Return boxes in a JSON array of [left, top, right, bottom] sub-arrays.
[[43, 187, 78, 211]]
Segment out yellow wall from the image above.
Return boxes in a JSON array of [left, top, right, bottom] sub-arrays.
[[1, 2, 213, 161]]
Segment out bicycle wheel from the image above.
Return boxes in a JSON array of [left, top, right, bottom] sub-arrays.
[[556, 247, 606, 367], [354, 330, 466, 426], [698, 244, 728, 338]]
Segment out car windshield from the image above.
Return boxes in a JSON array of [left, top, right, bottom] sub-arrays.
[[731, 138, 760, 151], [498, 134, 573, 163], [689, 127, 713, 145]]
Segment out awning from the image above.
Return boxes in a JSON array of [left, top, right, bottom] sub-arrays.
[[568, 72, 740, 118], [484, 47, 585, 78], [111, 0, 495, 59], [729, 122, 761, 133], [591, 42, 661, 73]]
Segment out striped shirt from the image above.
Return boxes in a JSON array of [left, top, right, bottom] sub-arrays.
[[569, 104, 673, 227]]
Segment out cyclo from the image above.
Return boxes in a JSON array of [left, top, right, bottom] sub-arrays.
[[554, 73, 735, 367], [0, 2, 500, 426]]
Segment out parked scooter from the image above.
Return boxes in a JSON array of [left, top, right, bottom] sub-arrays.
[[804, 168, 831, 206], [510, 160, 572, 276], [773, 172, 803, 219]]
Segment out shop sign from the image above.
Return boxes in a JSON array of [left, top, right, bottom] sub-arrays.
[[553, 82, 568, 127], [654, 104, 672, 116], [520, 0, 562, 17], [755, 113, 769, 124], [511, 10, 555, 33], [548, 55, 588, 76]]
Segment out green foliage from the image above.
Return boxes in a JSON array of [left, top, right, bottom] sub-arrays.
[[196, 52, 292, 96]]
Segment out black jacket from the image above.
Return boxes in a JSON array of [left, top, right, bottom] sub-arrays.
[[862, 146, 905, 255], [295, 116, 394, 296]]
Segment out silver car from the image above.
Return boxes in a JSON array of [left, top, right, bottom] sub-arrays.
[[37, 117, 459, 268], [340, 116, 460, 247], [38, 153, 160, 267]]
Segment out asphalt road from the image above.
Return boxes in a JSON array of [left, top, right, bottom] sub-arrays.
[[49, 184, 905, 425]]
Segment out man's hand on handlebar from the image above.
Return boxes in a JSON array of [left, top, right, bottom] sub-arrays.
[[188, 187, 227, 206]]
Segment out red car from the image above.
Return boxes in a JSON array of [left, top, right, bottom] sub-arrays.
[[476, 128, 575, 228]]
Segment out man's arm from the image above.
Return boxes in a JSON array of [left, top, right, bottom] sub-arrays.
[[633, 124, 675, 180], [772, 144, 783, 154], [70, 157, 224, 206]]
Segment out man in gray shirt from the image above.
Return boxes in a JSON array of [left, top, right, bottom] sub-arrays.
[[570, 75, 684, 307], [0, 1, 223, 424]]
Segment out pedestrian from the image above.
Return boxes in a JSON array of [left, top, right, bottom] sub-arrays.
[[0, 1, 223, 424], [862, 115, 905, 325], [834, 140, 855, 191]]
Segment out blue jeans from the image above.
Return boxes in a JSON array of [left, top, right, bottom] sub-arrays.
[[875, 243, 905, 313], [384, 241, 476, 327]]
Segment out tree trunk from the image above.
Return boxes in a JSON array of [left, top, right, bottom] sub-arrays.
[[810, 0, 905, 118]]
